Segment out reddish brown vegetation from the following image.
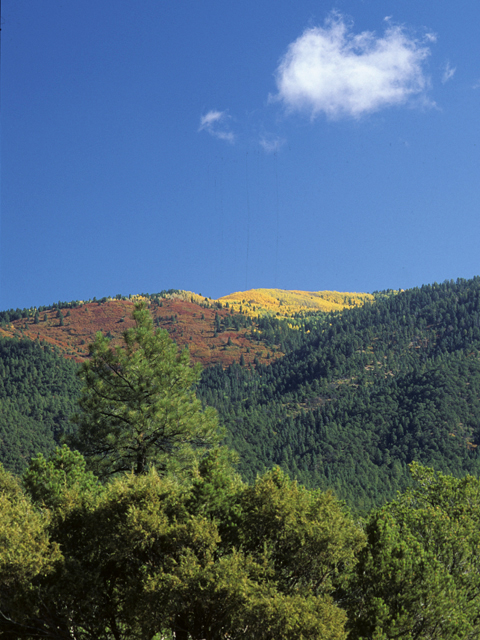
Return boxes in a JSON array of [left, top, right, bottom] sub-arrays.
[[1, 299, 280, 368]]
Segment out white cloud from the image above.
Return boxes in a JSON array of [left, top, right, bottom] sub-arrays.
[[259, 134, 285, 153], [273, 13, 433, 119], [442, 61, 456, 84], [199, 110, 235, 143]]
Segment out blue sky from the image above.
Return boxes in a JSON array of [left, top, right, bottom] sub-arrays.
[[2, 0, 479, 311]]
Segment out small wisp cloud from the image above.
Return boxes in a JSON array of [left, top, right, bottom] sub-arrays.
[[199, 110, 235, 143], [274, 13, 433, 119], [259, 134, 285, 154], [442, 61, 456, 84]]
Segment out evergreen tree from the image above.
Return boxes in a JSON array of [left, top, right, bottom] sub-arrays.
[[347, 463, 480, 639], [69, 303, 222, 478]]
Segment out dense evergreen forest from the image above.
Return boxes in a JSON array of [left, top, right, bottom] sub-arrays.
[[0, 338, 81, 474], [3, 277, 480, 509], [198, 277, 480, 509]]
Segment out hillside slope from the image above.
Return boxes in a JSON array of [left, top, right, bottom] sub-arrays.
[[0, 337, 81, 474], [0, 295, 279, 367], [199, 278, 480, 510], [0, 287, 371, 476]]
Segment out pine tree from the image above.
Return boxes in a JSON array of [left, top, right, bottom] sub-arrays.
[[69, 303, 222, 478]]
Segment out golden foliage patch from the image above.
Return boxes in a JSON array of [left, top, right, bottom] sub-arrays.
[[217, 288, 373, 318]]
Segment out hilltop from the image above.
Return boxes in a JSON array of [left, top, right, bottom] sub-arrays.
[[0, 287, 371, 366], [0, 295, 263, 367], [218, 288, 373, 317]]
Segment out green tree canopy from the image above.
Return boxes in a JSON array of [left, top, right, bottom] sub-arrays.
[[0, 464, 61, 638], [69, 303, 222, 478], [347, 463, 480, 639], [23, 444, 103, 510], [1, 450, 363, 640]]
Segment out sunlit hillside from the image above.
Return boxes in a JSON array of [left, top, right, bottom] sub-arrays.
[[0, 296, 278, 367], [217, 288, 373, 317], [0, 288, 373, 366]]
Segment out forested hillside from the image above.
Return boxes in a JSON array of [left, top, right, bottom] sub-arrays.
[[2, 278, 480, 510], [199, 278, 480, 509], [0, 337, 81, 474]]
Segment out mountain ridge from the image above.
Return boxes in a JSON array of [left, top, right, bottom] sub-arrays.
[[0, 287, 372, 365]]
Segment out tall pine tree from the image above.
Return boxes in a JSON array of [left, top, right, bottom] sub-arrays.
[[69, 303, 221, 478]]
